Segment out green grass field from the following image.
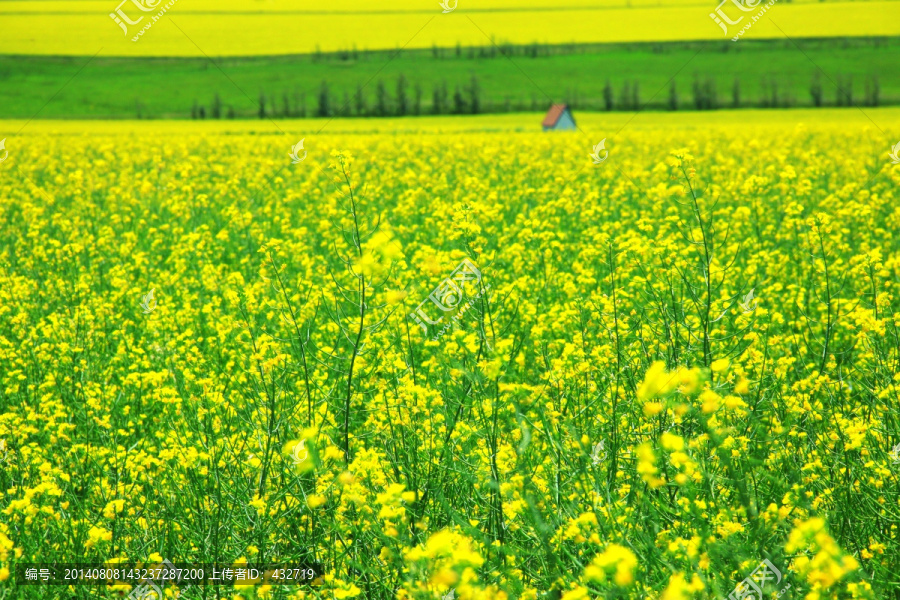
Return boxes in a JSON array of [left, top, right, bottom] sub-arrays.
[[2, 38, 897, 120]]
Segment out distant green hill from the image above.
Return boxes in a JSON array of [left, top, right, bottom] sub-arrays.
[[1, 38, 897, 120]]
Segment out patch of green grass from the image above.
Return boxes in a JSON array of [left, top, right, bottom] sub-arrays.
[[1, 37, 897, 119]]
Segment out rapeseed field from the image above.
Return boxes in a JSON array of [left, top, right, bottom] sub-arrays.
[[2, 0, 899, 56], [1, 113, 899, 599]]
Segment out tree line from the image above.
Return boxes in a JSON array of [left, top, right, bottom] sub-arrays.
[[188, 73, 884, 119]]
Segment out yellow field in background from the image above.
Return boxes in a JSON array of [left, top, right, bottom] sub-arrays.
[[7, 0, 889, 13], [3, 107, 898, 136], [1, 0, 898, 56]]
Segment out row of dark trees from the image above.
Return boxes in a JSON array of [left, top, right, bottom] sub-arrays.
[[317, 41, 554, 63], [675, 74, 881, 111], [306, 37, 896, 64], [191, 76, 485, 119], [188, 74, 883, 119], [305, 75, 484, 117]]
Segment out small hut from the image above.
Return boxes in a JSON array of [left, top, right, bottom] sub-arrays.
[[541, 104, 576, 131]]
